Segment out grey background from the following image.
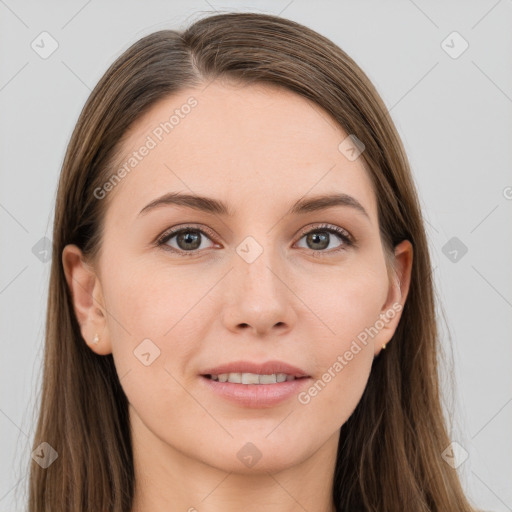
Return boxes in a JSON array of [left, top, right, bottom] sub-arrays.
[[1, 1, 511, 510]]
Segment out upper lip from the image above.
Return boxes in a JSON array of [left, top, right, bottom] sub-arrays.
[[201, 360, 310, 378]]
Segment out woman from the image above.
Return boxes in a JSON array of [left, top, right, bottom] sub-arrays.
[[29, 11, 481, 512]]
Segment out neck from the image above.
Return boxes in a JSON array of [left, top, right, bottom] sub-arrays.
[[129, 408, 339, 512]]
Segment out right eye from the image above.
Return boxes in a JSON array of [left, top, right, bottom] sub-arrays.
[[156, 225, 218, 256]]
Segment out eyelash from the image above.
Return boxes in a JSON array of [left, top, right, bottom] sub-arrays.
[[155, 223, 355, 257]]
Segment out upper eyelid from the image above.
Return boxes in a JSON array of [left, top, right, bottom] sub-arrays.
[[298, 223, 351, 239]]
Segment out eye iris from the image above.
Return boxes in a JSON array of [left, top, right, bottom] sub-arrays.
[[177, 230, 201, 250], [307, 231, 329, 250]]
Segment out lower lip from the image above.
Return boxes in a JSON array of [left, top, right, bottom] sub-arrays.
[[200, 375, 311, 408]]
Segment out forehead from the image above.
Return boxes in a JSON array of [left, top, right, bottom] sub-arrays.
[[104, 81, 377, 224]]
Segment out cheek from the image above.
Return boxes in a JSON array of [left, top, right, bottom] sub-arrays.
[[298, 256, 388, 348], [104, 254, 211, 342], [102, 259, 206, 431], [291, 257, 386, 421], [101, 255, 232, 422]]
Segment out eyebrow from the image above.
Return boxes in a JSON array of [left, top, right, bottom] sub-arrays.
[[138, 191, 370, 220]]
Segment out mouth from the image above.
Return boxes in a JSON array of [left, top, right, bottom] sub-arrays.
[[199, 369, 312, 408], [202, 373, 310, 385], [199, 360, 310, 385]]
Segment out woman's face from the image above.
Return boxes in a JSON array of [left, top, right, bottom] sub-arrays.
[[65, 81, 411, 474]]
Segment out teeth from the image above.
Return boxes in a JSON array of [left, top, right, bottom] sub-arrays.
[[242, 372, 260, 384], [259, 374, 277, 384], [209, 372, 296, 384]]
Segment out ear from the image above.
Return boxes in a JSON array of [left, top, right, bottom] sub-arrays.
[[62, 244, 112, 355], [373, 239, 413, 356]]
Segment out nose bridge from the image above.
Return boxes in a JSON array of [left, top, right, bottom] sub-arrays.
[[237, 235, 281, 294], [221, 232, 295, 334], [241, 237, 280, 293]]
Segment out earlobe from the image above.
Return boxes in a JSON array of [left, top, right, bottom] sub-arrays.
[[62, 244, 112, 355]]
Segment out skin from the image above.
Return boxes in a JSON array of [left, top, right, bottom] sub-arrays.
[[63, 80, 412, 512]]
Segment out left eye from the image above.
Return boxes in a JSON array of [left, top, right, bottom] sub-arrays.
[[296, 226, 352, 252]]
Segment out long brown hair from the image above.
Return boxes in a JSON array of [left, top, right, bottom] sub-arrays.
[[28, 11, 479, 511]]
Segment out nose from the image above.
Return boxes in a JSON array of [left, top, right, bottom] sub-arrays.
[[220, 246, 297, 337]]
